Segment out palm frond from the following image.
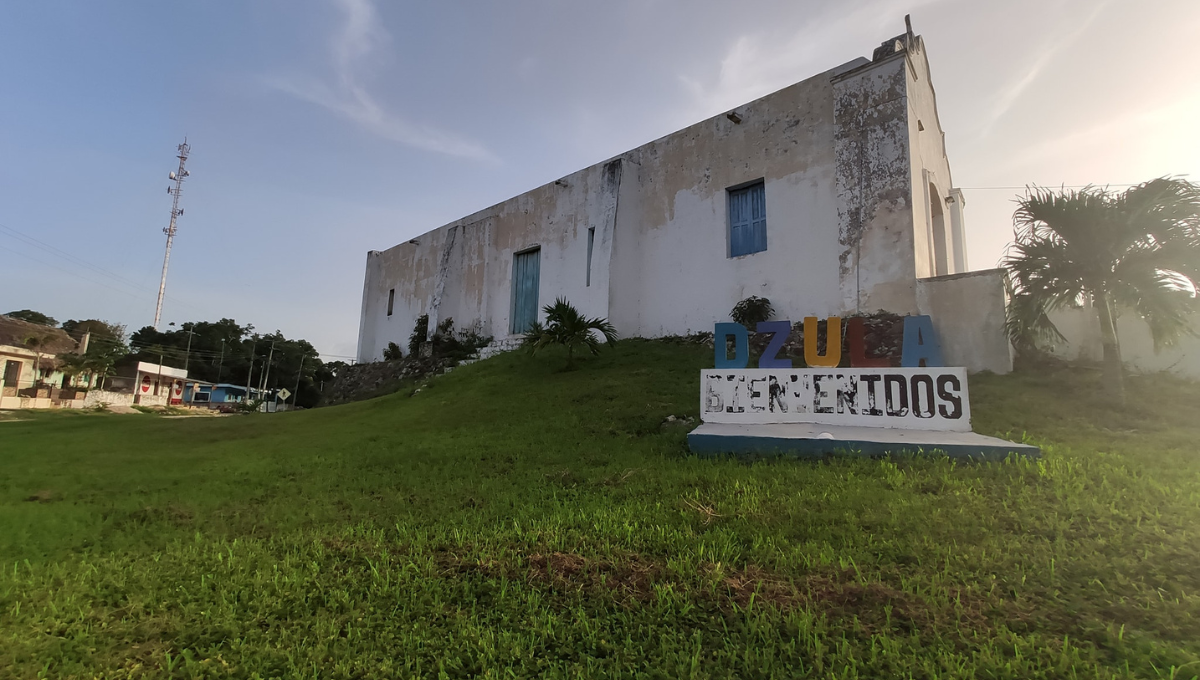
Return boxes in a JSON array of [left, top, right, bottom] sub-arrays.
[[1004, 177, 1200, 361], [527, 298, 619, 366]]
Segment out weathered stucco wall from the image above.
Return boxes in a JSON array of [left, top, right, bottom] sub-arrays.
[[832, 50, 915, 316], [1046, 306, 1200, 378], [82, 389, 135, 408], [916, 269, 1013, 374], [611, 61, 861, 338], [356, 26, 999, 369], [358, 160, 622, 360], [903, 35, 964, 279]]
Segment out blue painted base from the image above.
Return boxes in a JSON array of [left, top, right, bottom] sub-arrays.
[[688, 423, 1039, 461]]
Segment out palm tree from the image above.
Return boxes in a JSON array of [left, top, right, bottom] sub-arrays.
[[1003, 177, 1200, 399], [523, 298, 619, 369]]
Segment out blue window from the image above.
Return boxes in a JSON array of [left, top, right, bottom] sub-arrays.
[[728, 182, 767, 257]]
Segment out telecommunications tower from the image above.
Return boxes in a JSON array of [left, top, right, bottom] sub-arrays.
[[153, 139, 191, 330]]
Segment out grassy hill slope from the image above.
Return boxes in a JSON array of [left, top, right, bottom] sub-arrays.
[[2, 340, 1199, 679]]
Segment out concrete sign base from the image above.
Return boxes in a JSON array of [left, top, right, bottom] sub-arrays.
[[687, 422, 1039, 460]]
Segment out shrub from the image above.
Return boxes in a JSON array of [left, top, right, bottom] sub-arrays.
[[408, 315, 429, 356], [455, 319, 492, 353], [383, 342, 403, 361], [236, 398, 265, 414], [731, 296, 774, 327]]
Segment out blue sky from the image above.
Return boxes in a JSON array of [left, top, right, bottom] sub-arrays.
[[3, 0, 1198, 360]]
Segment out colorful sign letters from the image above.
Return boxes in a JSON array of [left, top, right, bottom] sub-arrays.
[[714, 315, 943, 369], [703, 315, 969, 432]]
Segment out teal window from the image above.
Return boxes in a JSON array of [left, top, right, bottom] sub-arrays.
[[729, 182, 767, 257]]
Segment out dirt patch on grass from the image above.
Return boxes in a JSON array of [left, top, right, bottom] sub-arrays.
[[525, 551, 663, 600], [718, 565, 992, 635], [122, 505, 194, 528], [318, 539, 1002, 638], [523, 552, 997, 636], [24, 489, 57, 503]]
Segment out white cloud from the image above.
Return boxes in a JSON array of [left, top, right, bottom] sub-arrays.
[[268, 0, 495, 162], [988, 91, 1200, 180], [976, 2, 1108, 135], [681, 0, 944, 117]]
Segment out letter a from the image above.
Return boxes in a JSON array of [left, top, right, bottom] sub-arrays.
[[901, 315, 944, 367]]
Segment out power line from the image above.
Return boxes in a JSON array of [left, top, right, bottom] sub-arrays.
[[0, 223, 153, 292], [0, 222, 212, 318], [0, 243, 165, 305], [959, 183, 1141, 191]]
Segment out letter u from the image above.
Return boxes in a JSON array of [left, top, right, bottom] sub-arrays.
[[804, 316, 842, 368]]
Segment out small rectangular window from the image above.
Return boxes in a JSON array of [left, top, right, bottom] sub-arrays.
[[387, 289, 395, 317], [728, 181, 767, 257], [586, 227, 595, 287]]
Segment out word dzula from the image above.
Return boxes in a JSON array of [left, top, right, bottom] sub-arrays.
[[714, 315, 944, 369]]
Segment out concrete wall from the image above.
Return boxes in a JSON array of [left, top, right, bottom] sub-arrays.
[[902, 34, 964, 279], [1046, 305, 1200, 378], [356, 26, 1003, 372], [832, 50, 915, 316], [359, 59, 868, 361], [359, 158, 623, 359], [82, 389, 135, 409], [611, 61, 862, 338], [916, 269, 1013, 374]]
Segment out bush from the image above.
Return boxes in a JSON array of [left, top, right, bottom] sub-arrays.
[[403, 316, 492, 364], [408, 315, 429, 356], [731, 296, 774, 327], [383, 342, 403, 361], [236, 398, 265, 414], [429, 317, 493, 363], [455, 319, 492, 353]]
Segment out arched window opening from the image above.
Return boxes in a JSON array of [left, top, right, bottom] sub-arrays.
[[930, 183, 948, 276]]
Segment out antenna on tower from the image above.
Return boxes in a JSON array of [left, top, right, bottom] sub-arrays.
[[153, 139, 191, 330]]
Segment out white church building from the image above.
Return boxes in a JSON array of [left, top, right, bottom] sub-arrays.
[[356, 22, 1013, 374]]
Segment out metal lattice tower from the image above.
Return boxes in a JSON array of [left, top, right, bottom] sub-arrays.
[[153, 139, 191, 330]]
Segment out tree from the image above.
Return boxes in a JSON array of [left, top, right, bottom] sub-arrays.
[[60, 319, 129, 389], [1003, 178, 1200, 399], [6, 309, 57, 326], [57, 352, 89, 388], [62, 319, 127, 345], [21, 331, 56, 386], [523, 298, 618, 369]]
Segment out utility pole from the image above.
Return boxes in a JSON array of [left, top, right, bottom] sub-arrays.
[[153, 139, 191, 330], [182, 324, 194, 373], [245, 338, 257, 404], [292, 355, 305, 408], [259, 340, 276, 394], [216, 340, 225, 384]]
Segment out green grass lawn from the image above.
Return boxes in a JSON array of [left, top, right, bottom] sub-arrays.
[[2, 340, 1199, 679]]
